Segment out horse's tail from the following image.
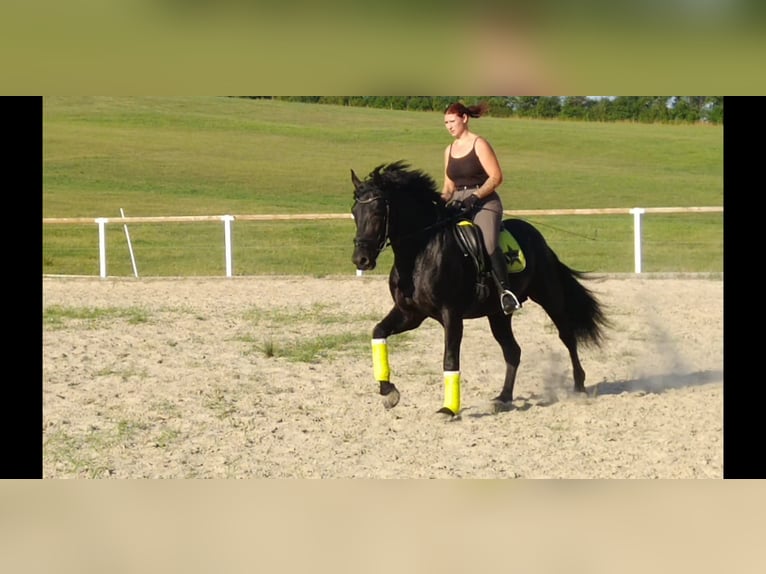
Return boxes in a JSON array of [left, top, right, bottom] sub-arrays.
[[556, 260, 609, 346]]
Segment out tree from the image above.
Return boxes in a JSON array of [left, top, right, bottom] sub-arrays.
[[610, 96, 643, 121], [245, 96, 722, 124], [406, 97, 433, 111], [561, 96, 590, 120], [705, 97, 723, 124], [508, 96, 539, 117], [486, 96, 513, 117], [671, 97, 700, 122], [318, 96, 349, 106], [536, 96, 562, 118], [636, 97, 672, 123]]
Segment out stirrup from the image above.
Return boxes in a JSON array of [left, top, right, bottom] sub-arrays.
[[500, 290, 522, 315]]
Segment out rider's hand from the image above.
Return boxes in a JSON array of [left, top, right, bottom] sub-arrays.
[[460, 193, 479, 213]]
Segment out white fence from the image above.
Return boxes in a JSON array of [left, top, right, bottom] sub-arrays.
[[43, 207, 723, 278]]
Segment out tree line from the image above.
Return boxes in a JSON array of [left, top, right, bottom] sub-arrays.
[[243, 96, 723, 124]]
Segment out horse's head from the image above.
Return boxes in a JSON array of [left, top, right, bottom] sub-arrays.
[[351, 161, 443, 270], [351, 168, 389, 271]]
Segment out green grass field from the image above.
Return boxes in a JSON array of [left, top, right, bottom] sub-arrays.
[[43, 96, 723, 276]]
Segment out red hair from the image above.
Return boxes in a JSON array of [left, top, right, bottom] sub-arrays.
[[444, 101, 489, 118]]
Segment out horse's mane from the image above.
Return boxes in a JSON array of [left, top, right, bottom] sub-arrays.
[[368, 161, 443, 208]]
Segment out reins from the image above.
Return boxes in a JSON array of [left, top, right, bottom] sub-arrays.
[[396, 207, 465, 244], [516, 216, 598, 241], [354, 192, 467, 256]]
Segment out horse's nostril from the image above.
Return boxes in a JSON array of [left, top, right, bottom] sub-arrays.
[[353, 251, 376, 271], [352, 253, 367, 267]]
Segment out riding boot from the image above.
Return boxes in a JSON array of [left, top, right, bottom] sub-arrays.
[[489, 248, 522, 315]]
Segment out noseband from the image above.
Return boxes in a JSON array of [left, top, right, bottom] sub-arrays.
[[353, 194, 390, 256]]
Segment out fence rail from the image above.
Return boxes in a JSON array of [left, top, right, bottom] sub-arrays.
[[43, 207, 723, 278]]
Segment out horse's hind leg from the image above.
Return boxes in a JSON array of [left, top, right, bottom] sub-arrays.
[[487, 313, 521, 407], [529, 277, 587, 394], [539, 303, 586, 394], [371, 306, 426, 409], [560, 329, 586, 393]]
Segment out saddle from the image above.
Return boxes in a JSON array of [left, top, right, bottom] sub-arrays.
[[452, 219, 526, 301]]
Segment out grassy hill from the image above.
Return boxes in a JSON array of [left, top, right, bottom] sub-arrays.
[[43, 96, 723, 276]]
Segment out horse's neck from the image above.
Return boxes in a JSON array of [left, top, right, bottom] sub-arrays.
[[390, 205, 440, 251], [390, 211, 448, 265]]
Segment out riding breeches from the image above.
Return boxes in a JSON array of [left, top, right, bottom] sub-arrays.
[[453, 188, 504, 254]]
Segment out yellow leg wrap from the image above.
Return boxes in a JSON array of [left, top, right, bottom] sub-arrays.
[[371, 339, 390, 381], [443, 371, 461, 414]]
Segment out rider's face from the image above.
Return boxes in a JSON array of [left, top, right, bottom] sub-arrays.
[[444, 113, 467, 137]]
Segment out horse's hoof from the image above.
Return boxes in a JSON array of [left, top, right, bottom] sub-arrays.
[[491, 398, 514, 414], [381, 388, 400, 409]]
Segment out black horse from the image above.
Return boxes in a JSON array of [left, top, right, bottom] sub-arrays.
[[351, 161, 608, 416]]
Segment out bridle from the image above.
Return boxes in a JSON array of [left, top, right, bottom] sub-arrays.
[[352, 193, 390, 257]]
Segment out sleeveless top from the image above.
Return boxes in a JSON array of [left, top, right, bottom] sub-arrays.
[[447, 139, 488, 189]]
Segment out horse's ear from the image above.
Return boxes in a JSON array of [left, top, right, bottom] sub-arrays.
[[351, 169, 362, 190]]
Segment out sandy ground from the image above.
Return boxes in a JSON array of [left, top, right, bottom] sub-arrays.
[[42, 274, 723, 478]]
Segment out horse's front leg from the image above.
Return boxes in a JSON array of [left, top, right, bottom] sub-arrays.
[[371, 306, 426, 409], [437, 311, 464, 417]]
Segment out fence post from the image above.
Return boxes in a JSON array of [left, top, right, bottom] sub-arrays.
[[629, 208, 646, 274], [96, 218, 108, 278], [222, 215, 235, 277]]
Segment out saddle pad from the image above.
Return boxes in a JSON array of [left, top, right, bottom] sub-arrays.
[[499, 228, 526, 273]]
